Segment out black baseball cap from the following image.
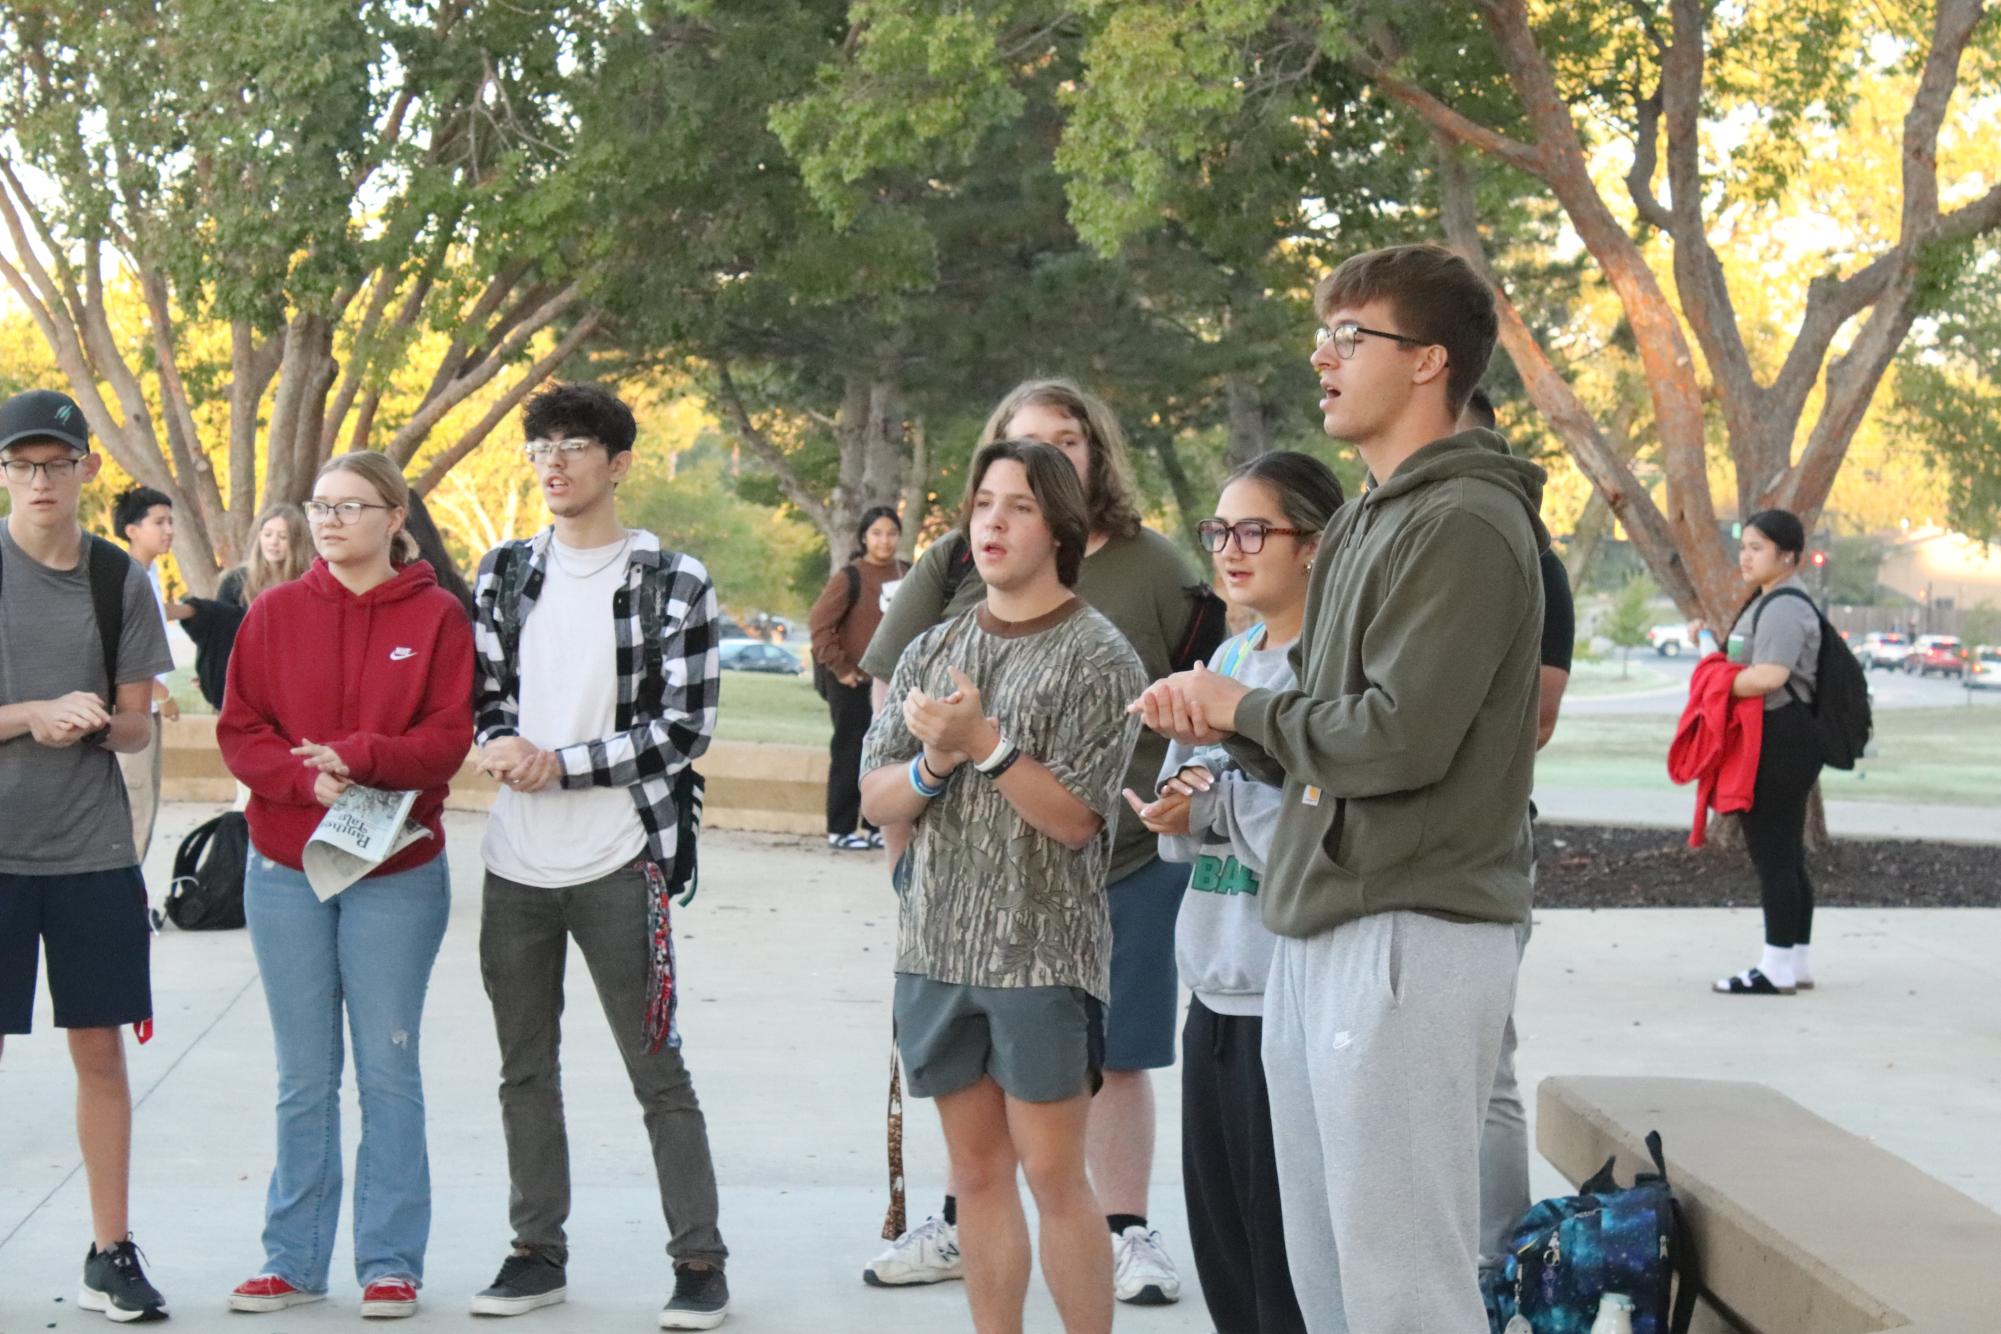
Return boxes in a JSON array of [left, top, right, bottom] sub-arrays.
[[0, 388, 91, 454]]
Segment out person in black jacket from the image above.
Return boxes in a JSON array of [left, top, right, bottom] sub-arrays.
[[166, 503, 309, 709]]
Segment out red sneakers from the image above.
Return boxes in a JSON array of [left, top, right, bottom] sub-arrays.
[[228, 1274, 324, 1312], [361, 1277, 419, 1319]]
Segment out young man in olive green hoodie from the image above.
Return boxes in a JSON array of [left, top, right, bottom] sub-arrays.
[[1136, 244, 1546, 1333]]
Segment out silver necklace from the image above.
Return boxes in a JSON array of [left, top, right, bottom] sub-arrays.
[[548, 531, 631, 580]]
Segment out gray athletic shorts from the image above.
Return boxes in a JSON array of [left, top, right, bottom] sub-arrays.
[[894, 973, 1105, 1104]]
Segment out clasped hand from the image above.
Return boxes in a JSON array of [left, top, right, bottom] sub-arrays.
[[1128, 664, 1248, 746], [476, 735, 563, 794], [292, 740, 353, 807], [26, 691, 110, 747], [904, 666, 996, 776]]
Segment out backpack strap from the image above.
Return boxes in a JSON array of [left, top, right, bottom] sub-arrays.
[[843, 561, 862, 616], [0, 534, 128, 698], [939, 532, 977, 605], [1217, 624, 1262, 680], [1749, 586, 1819, 709], [1750, 583, 1817, 637], [86, 535, 128, 698], [1668, 1194, 1701, 1334]]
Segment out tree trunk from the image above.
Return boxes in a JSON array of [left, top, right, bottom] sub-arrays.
[[825, 374, 909, 572], [1563, 490, 1613, 590], [1223, 371, 1274, 469], [898, 415, 931, 561], [1145, 435, 1207, 558]]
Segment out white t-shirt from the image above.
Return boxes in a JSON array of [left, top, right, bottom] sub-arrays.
[[481, 534, 649, 887], [147, 564, 171, 710]]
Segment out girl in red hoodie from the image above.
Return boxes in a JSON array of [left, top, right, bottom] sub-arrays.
[[217, 451, 474, 1319]]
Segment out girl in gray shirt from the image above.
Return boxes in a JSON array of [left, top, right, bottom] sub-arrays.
[[1706, 508, 1824, 997], [1125, 451, 1344, 1334]]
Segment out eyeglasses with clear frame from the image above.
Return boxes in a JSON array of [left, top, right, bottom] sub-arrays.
[[304, 500, 392, 525], [1197, 519, 1309, 555], [0, 456, 84, 484], [523, 437, 601, 464], [1314, 321, 1428, 360]]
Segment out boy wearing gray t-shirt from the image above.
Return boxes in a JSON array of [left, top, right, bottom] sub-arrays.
[[0, 388, 173, 1322]]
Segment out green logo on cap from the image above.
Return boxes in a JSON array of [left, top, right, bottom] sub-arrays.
[[56, 405, 74, 424]]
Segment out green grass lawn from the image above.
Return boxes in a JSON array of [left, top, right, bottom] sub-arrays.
[[713, 669, 833, 746], [1563, 658, 1678, 697], [1537, 704, 2001, 807], [170, 663, 837, 747]]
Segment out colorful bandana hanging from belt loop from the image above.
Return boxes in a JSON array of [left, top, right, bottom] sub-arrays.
[[640, 859, 679, 1054]]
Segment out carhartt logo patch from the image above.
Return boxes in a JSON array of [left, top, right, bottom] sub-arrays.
[[1302, 785, 1321, 807], [388, 646, 416, 661]]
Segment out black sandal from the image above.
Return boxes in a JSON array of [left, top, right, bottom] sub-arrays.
[[1712, 968, 1795, 996]]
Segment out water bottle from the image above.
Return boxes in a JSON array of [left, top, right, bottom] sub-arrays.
[[1589, 1292, 1635, 1334]]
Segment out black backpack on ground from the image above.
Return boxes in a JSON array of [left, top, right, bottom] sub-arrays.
[[939, 532, 1228, 673], [813, 564, 863, 700], [0, 532, 131, 697], [164, 811, 249, 930], [1750, 586, 1872, 770]]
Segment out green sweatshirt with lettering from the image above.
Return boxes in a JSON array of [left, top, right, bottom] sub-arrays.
[[1224, 429, 1548, 938]]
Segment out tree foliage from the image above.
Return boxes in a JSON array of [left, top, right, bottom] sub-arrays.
[[0, 0, 613, 589]]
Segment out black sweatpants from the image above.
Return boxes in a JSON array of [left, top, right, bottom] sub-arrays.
[[824, 676, 875, 836], [1181, 997, 1306, 1334], [1741, 701, 1822, 948]]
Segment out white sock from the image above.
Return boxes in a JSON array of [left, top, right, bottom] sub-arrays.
[[1792, 944, 1813, 983], [1759, 944, 1797, 989]]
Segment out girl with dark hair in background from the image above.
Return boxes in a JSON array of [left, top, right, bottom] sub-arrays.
[[168, 503, 311, 710], [1695, 507, 1824, 995], [1126, 451, 1344, 1334], [401, 489, 476, 620], [809, 505, 909, 850]]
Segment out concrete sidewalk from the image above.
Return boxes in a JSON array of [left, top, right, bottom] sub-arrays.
[[5, 806, 1999, 1332], [1533, 781, 2001, 844]]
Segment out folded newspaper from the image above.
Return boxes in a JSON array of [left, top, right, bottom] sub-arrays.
[[302, 785, 432, 901]]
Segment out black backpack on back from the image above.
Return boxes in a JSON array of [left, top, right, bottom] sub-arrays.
[[165, 811, 249, 930], [1750, 586, 1872, 771], [0, 532, 131, 698], [939, 532, 1228, 673]]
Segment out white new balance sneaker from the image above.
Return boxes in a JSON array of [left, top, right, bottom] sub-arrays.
[[1112, 1225, 1182, 1305], [861, 1215, 963, 1287]]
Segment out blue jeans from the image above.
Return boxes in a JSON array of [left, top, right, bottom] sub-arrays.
[[245, 850, 451, 1291]]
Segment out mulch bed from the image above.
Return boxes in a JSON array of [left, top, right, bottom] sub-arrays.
[[1533, 822, 2001, 909]]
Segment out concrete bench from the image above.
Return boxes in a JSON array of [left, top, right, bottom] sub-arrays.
[[162, 715, 832, 835], [1537, 1075, 2001, 1334]]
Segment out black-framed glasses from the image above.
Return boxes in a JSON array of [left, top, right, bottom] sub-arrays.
[[1197, 519, 1309, 554], [0, 456, 84, 483], [1314, 321, 1428, 360], [305, 499, 392, 525]]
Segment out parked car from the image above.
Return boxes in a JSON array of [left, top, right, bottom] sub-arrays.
[[718, 638, 804, 675], [1647, 623, 1692, 656], [1904, 635, 1966, 678], [1857, 631, 1912, 671], [1966, 646, 2001, 690]]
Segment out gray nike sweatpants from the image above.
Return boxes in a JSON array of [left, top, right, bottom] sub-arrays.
[[1262, 910, 1519, 1334]]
